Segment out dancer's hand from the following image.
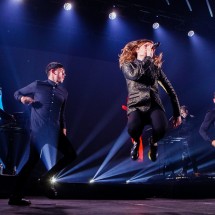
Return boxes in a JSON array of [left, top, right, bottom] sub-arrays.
[[172, 116, 182, 128], [63, 128, 67, 136], [212, 140, 215, 147], [20, 96, 35, 105], [146, 44, 154, 58]]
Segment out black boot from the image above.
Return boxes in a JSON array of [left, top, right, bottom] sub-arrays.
[[8, 194, 31, 206], [148, 137, 158, 162], [130, 140, 140, 160]]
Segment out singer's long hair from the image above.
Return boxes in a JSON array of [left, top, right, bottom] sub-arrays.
[[119, 39, 163, 68]]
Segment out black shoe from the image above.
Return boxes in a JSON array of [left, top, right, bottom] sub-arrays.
[[131, 141, 140, 160], [8, 196, 31, 206], [148, 142, 158, 162]]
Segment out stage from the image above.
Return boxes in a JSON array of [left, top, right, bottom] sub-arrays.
[[1, 174, 215, 214], [1, 197, 215, 214], [1, 173, 215, 199]]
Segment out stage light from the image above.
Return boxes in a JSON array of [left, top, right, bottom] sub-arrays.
[[152, 22, 160, 29], [50, 176, 57, 184], [188, 30, 195, 37], [0, 87, 4, 111], [64, 2, 72, 11], [109, 11, 117, 20], [89, 179, 95, 183]]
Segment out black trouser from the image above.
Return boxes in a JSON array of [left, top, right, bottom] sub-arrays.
[[12, 130, 77, 196], [181, 139, 199, 173], [127, 108, 169, 144]]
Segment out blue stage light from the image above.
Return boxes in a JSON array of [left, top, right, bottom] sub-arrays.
[[152, 22, 160, 29], [50, 176, 57, 184], [64, 2, 72, 11], [188, 30, 195, 37], [89, 179, 95, 183], [109, 11, 117, 20]]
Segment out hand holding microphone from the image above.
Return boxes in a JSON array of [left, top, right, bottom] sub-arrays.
[[152, 42, 161, 49], [146, 42, 161, 57]]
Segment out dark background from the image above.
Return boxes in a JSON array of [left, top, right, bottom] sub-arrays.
[[0, 0, 215, 182]]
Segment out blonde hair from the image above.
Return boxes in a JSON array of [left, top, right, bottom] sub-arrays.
[[119, 39, 163, 68]]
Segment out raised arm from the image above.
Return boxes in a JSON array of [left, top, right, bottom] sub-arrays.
[[121, 57, 153, 81]]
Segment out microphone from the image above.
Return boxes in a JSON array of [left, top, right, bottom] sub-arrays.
[[152, 42, 160, 49]]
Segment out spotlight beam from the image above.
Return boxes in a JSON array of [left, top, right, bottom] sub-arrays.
[[198, 160, 215, 169], [95, 159, 142, 181], [93, 178, 127, 183], [185, 0, 192, 12], [206, 0, 213, 17], [165, 0, 170, 5], [128, 160, 161, 182], [128, 166, 159, 182], [59, 142, 113, 178], [40, 144, 57, 171], [93, 127, 129, 179], [58, 167, 99, 183]]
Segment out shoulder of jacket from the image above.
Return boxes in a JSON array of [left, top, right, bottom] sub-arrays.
[[59, 85, 68, 94], [205, 110, 215, 117], [35, 80, 45, 84], [122, 61, 137, 70]]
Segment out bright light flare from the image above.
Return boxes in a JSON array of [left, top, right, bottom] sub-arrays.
[[64, 2, 72, 11], [50, 177, 57, 184], [188, 30, 195, 37], [109, 11, 117, 20], [89, 179, 95, 183], [152, 22, 160, 29]]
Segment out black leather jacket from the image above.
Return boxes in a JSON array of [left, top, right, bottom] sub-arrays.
[[121, 56, 180, 117]]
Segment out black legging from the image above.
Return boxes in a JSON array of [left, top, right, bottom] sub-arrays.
[[12, 131, 77, 196], [127, 108, 169, 143]]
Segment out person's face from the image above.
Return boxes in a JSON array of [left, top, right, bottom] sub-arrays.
[[136, 42, 154, 57], [54, 68, 66, 83], [213, 98, 215, 104], [180, 108, 188, 118]]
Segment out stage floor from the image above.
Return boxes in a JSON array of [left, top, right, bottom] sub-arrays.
[[1, 174, 215, 214], [1, 197, 215, 214], [1, 173, 215, 199]]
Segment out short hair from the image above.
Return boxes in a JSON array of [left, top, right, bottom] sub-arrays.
[[45, 62, 64, 75], [180, 105, 188, 112]]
